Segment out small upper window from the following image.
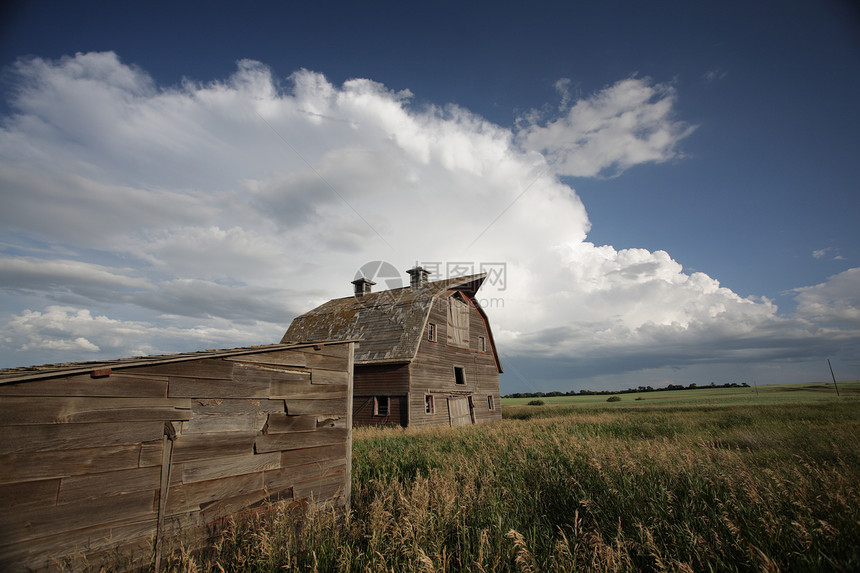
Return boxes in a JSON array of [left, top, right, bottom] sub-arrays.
[[488, 395, 495, 411], [478, 336, 486, 352], [428, 322, 437, 342], [425, 395, 435, 414], [374, 396, 390, 417], [454, 366, 466, 385]]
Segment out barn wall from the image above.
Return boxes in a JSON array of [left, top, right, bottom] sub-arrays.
[[408, 294, 502, 428], [352, 363, 409, 427], [0, 342, 354, 573]]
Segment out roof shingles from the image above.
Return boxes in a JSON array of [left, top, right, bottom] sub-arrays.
[[282, 274, 486, 364]]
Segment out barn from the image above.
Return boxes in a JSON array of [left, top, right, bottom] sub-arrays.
[[0, 341, 354, 572], [282, 267, 503, 428]]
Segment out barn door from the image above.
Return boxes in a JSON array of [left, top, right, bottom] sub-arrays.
[[448, 396, 474, 426]]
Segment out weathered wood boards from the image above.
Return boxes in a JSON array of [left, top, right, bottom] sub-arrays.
[[282, 272, 502, 429], [408, 293, 502, 428], [447, 396, 473, 426], [0, 341, 354, 573]]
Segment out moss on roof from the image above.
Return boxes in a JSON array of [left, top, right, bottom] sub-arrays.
[[282, 274, 487, 364]]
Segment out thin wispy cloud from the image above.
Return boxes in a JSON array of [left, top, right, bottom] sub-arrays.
[[703, 68, 727, 83], [813, 247, 845, 261]]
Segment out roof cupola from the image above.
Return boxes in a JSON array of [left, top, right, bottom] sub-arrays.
[[406, 266, 430, 289], [351, 277, 375, 297]]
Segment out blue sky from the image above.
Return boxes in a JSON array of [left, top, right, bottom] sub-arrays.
[[1, 0, 858, 392]]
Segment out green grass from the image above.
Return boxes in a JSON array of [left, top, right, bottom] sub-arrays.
[[153, 386, 859, 572], [502, 381, 858, 412]]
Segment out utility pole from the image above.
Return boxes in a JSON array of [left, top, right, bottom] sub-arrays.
[[827, 359, 841, 397]]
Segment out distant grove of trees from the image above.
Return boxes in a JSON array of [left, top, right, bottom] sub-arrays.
[[503, 381, 750, 399]]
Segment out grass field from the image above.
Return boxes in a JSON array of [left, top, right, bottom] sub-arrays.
[[158, 382, 859, 572], [502, 381, 857, 410]]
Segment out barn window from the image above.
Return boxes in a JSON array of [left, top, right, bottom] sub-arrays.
[[425, 394, 435, 414], [488, 395, 495, 411], [373, 396, 390, 416], [478, 336, 486, 352], [428, 322, 437, 342], [454, 366, 466, 385]]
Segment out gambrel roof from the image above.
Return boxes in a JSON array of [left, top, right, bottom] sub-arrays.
[[282, 273, 501, 371]]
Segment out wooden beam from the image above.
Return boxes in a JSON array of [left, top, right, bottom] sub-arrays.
[[58, 466, 162, 504], [154, 424, 176, 573], [0, 374, 168, 398], [199, 486, 293, 525], [179, 452, 281, 484], [0, 515, 158, 573], [344, 341, 354, 508], [179, 398, 283, 434], [225, 350, 308, 369], [0, 421, 164, 455], [0, 397, 192, 425], [264, 460, 346, 491], [139, 439, 164, 468], [170, 433, 256, 464], [254, 427, 348, 454], [132, 358, 235, 379], [165, 472, 264, 515], [303, 353, 349, 372], [279, 444, 347, 468], [305, 343, 351, 359], [311, 369, 350, 385], [0, 444, 142, 485], [269, 381, 347, 400], [0, 489, 157, 546], [0, 479, 61, 510], [167, 375, 269, 399], [264, 414, 319, 434], [284, 398, 348, 416]]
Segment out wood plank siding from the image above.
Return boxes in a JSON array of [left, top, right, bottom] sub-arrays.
[[407, 293, 502, 428], [352, 363, 409, 426], [0, 342, 354, 573]]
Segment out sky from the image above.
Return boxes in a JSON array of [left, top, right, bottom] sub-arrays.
[[0, 0, 858, 393]]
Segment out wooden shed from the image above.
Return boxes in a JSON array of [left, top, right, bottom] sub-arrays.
[[0, 341, 354, 572], [283, 268, 502, 428]]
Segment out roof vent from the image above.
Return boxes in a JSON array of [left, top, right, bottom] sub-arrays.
[[406, 266, 430, 289], [351, 277, 375, 297]]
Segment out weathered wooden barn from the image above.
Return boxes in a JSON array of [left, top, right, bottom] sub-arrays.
[[0, 341, 354, 572], [282, 267, 502, 428]]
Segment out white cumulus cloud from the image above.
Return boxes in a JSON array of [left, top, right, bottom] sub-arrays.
[[0, 52, 857, 387], [516, 77, 696, 177], [793, 268, 860, 328]]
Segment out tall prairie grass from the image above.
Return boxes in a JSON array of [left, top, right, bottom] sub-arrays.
[[157, 402, 859, 572]]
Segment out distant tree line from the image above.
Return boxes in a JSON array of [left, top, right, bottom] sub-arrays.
[[504, 381, 750, 399]]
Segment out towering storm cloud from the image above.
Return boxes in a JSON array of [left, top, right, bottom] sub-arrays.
[[1, 53, 857, 388]]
